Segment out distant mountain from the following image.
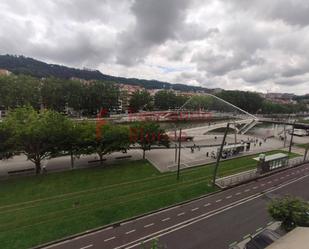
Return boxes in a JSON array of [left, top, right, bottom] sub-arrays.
[[0, 54, 212, 92]]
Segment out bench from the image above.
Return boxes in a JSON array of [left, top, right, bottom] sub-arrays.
[[88, 158, 107, 163], [8, 168, 35, 175], [115, 155, 132, 160]]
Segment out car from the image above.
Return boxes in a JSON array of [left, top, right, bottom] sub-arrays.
[[245, 229, 281, 249]]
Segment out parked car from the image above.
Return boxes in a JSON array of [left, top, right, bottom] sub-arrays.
[[245, 229, 281, 249]]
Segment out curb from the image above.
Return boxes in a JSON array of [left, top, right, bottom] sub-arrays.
[[32, 162, 309, 248], [31, 188, 222, 249]]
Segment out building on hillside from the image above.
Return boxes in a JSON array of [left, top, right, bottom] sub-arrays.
[[0, 69, 11, 76], [118, 84, 145, 95], [118, 84, 145, 112], [147, 89, 161, 96], [266, 92, 296, 104]]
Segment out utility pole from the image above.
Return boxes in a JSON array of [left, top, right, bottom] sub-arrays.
[[174, 129, 178, 163], [212, 123, 230, 188], [177, 128, 182, 181], [288, 121, 296, 154], [283, 124, 287, 148], [234, 121, 237, 144], [304, 145, 309, 162]]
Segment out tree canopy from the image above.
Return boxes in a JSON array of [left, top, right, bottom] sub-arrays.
[[268, 196, 309, 231]]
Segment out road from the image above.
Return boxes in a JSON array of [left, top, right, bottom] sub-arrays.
[[41, 163, 309, 249]]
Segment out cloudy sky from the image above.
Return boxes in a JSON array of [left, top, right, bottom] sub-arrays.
[[1, 0, 309, 94]]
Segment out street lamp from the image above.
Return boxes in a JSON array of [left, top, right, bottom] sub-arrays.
[[212, 122, 230, 188]]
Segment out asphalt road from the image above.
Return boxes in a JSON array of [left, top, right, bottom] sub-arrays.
[[42, 163, 309, 249]]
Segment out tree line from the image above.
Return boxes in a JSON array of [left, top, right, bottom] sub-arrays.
[[0, 75, 120, 116], [0, 107, 169, 174], [0, 74, 308, 116]]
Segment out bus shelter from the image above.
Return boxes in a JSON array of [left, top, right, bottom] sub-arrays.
[[254, 153, 289, 174]]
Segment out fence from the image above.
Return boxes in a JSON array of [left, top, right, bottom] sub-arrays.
[[216, 156, 309, 188]]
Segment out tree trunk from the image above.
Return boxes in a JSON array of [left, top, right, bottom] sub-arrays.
[[70, 150, 74, 169], [143, 149, 146, 160], [35, 159, 41, 175], [99, 153, 104, 165]]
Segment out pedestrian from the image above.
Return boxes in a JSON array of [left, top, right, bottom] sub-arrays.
[[206, 152, 209, 157], [42, 165, 47, 174]]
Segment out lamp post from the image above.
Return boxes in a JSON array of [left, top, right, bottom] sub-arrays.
[[212, 123, 230, 187], [288, 121, 296, 154], [177, 128, 182, 181]]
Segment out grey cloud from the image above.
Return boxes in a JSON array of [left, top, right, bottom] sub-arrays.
[[176, 25, 219, 42], [225, 0, 309, 27], [1, 0, 309, 94], [116, 0, 191, 65]]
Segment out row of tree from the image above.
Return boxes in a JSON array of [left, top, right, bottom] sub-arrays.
[[0, 75, 120, 115], [129, 90, 190, 112], [0, 107, 169, 174], [1, 74, 308, 116]]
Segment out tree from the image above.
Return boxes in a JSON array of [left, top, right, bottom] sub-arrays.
[[268, 196, 309, 231], [94, 124, 130, 164], [62, 121, 96, 169], [0, 75, 40, 109], [216, 90, 264, 113], [82, 81, 120, 116], [0, 122, 15, 160], [154, 90, 188, 110], [4, 107, 73, 174], [130, 122, 169, 159], [129, 90, 153, 112]]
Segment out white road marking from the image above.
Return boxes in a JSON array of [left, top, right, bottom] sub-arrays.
[[191, 207, 199, 212], [162, 218, 171, 222], [244, 189, 250, 192], [104, 237, 116, 242], [215, 199, 222, 203], [204, 203, 211, 207], [280, 177, 284, 180], [113, 174, 309, 249], [144, 223, 154, 228], [253, 186, 258, 189], [226, 195, 232, 199], [243, 234, 251, 239], [267, 181, 272, 184], [80, 245, 93, 249], [177, 212, 185, 216], [260, 184, 265, 187], [125, 229, 136, 235], [236, 192, 241, 195]]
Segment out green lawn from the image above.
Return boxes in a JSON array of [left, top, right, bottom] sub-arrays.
[[296, 143, 309, 149], [0, 150, 299, 249]]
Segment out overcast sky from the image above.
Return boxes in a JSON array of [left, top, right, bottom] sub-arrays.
[[1, 0, 309, 94]]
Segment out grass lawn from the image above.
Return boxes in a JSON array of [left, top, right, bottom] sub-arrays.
[[296, 143, 309, 149], [0, 150, 299, 249]]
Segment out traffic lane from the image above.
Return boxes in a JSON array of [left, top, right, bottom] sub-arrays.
[[133, 195, 270, 249], [82, 167, 309, 249], [135, 171, 309, 249], [44, 163, 309, 249]]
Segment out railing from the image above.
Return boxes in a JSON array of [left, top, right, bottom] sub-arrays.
[[216, 157, 309, 188]]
